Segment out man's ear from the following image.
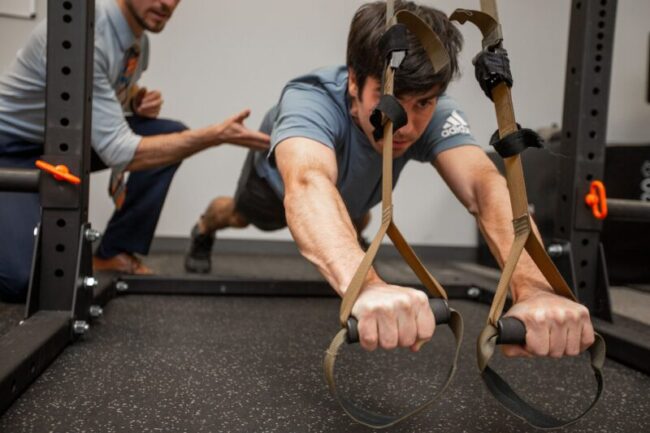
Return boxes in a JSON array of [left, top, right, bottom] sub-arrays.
[[348, 68, 359, 98]]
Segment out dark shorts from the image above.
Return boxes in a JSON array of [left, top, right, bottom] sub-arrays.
[[234, 150, 287, 231]]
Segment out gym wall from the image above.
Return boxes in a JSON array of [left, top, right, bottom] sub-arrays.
[[1, 0, 649, 246]]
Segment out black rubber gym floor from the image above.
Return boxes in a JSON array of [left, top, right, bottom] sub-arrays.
[[1, 293, 649, 432]]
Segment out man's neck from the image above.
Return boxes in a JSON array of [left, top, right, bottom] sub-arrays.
[[117, 0, 144, 38]]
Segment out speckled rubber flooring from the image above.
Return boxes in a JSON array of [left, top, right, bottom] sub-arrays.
[[1, 295, 648, 433], [0, 302, 24, 338]]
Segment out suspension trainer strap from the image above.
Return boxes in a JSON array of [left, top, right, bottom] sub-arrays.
[[451, 1, 605, 429], [489, 125, 543, 158], [472, 48, 512, 100], [323, 1, 463, 428]]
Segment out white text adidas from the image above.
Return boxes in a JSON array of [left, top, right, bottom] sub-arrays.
[[441, 110, 471, 138]]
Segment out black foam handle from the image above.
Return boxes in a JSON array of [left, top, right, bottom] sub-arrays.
[[346, 299, 450, 344], [496, 317, 527, 345]]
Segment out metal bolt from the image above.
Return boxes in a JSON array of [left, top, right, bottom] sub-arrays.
[[467, 287, 481, 298], [73, 320, 89, 335], [84, 228, 101, 242], [547, 244, 565, 257], [89, 305, 103, 318], [115, 281, 128, 292], [83, 276, 98, 289]]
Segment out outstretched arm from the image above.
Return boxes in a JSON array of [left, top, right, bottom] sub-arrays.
[[276, 137, 434, 352], [434, 145, 595, 358], [126, 109, 270, 171]]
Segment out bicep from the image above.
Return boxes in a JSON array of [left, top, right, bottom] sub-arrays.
[[91, 62, 141, 166], [432, 145, 502, 210], [275, 137, 338, 189]]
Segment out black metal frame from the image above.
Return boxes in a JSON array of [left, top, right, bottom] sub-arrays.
[[0, 0, 95, 415], [554, 0, 650, 374]]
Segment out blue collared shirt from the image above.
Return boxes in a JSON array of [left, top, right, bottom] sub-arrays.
[[0, 0, 148, 166]]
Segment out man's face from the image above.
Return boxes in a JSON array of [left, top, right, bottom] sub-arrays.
[[124, 0, 180, 33], [348, 72, 440, 158]]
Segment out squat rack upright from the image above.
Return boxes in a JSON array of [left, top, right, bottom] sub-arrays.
[[0, 0, 96, 414]]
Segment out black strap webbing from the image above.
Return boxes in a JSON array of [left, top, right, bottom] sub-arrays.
[[370, 95, 408, 141], [379, 23, 408, 60], [473, 48, 513, 100], [478, 324, 606, 430], [489, 126, 543, 158]]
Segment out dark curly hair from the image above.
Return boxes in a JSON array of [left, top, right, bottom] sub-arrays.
[[346, 0, 463, 97]]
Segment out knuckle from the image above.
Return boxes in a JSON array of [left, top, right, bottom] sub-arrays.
[[381, 338, 398, 351], [566, 346, 580, 356], [361, 335, 377, 348], [532, 310, 548, 327]]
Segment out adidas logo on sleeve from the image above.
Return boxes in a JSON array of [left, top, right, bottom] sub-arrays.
[[441, 110, 471, 138]]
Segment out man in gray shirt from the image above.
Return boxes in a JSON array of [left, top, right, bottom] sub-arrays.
[[185, 1, 596, 360], [0, 0, 269, 301]]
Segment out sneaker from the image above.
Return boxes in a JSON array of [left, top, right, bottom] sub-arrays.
[[184, 224, 215, 273]]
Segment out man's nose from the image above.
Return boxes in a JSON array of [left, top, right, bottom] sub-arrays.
[[397, 113, 415, 136]]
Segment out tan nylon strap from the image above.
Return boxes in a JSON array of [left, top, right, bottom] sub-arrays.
[[394, 11, 450, 73], [324, 310, 463, 429], [455, 0, 606, 428], [339, 214, 391, 325], [325, 1, 462, 428], [339, 6, 452, 325], [387, 222, 447, 299], [487, 214, 530, 324]]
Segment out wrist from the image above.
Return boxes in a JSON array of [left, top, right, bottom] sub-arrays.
[[187, 127, 218, 148], [510, 276, 553, 303], [336, 267, 383, 296]]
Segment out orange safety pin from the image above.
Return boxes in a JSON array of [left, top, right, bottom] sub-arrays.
[[585, 180, 608, 220], [35, 160, 81, 185]]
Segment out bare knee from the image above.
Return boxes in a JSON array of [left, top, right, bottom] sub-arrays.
[[228, 210, 249, 228], [203, 197, 249, 230]]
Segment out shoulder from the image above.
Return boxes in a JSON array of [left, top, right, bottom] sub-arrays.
[[271, 67, 350, 150], [429, 93, 472, 140], [407, 94, 478, 162], [278, 66, 349, 124]]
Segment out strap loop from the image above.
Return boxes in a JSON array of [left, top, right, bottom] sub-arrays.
[[478, 324, 606, 430], [489, 125, 544, 159]]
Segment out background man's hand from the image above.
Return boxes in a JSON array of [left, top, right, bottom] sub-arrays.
[[207, 109, 270, 151], [350, 282, 435, 352], [132, 87, 163, 118], [501, 291, 595, 358]]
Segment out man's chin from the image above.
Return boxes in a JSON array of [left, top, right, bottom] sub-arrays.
[[144, 21, 167, 33]]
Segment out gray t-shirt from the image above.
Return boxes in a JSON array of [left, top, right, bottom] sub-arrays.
[[255, 66, 478, 220], [0, 0, 146, 167]]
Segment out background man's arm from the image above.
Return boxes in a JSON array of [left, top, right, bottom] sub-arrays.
[[275, 137, 434, 352], [433, 145, 595, 357], [91, 58, 269, 171], [127, 109, 269, 171]]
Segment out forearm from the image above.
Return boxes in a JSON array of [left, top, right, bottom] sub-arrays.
[[473, 173, 552, 301], [126, 128, 213, 171], [284, 176, 381, 296]]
